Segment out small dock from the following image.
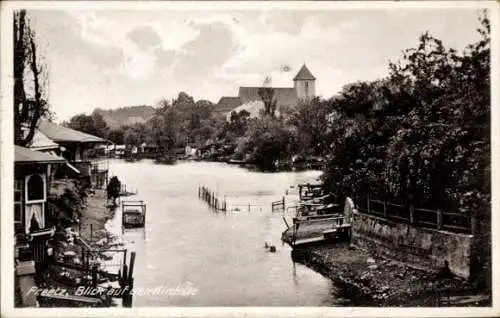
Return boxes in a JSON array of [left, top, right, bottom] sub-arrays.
[[281, 183, 354, 247], [282, 215, 351, 246], [122, 200, 147, 228]]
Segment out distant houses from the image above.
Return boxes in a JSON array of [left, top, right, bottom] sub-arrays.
[[215, 64, 317, 120]]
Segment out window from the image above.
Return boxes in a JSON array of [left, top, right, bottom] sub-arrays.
[[14, 180, 22, 224], [25, 174, 46, 203]]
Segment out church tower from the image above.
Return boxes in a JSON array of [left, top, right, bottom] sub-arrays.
[[293, 64, 316, 100]]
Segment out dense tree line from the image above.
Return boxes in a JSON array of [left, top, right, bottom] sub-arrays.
[[322, 13, 490, 212], [321, 13, 490, 289]]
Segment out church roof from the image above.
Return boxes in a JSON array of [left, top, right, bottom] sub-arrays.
[[215, 97, 242, 113], [293, 64, 316, 81], [238, 87, 298, 108]]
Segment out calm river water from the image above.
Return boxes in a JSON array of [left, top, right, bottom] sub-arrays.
[[103, 159, 348, 306]]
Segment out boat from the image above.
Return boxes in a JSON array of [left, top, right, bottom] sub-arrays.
[[122, 200, 146, 228], [227, 159, 247, 165]]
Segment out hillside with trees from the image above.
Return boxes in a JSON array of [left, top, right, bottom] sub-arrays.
[[93, 105, 156, 129]]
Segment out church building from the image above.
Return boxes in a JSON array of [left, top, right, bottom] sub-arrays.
[[215, 64, 316, 118]]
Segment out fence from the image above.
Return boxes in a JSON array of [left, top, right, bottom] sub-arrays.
[[198, 186, 227, 211], [271, 197, 285, 212], [358, 193, 473, 234]]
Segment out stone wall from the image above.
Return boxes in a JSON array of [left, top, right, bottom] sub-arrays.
[[352, 210, 474, 279]]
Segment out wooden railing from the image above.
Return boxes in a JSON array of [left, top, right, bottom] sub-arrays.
[[91, 159, 109, 172], [358, 194, 473, 234], [271, 197, 285, 212]]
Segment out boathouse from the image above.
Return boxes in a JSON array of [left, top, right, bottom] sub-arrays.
[[38, 121, 109, 189]]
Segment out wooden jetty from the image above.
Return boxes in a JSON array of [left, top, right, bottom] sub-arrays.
[[298, 182, 325, 201], [281, 184, 353, 247], [271, 197, 286, 212], [198, 186, 227, 211], [122, 200, 146, 228]]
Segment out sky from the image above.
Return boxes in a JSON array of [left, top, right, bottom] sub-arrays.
[[28, 6, 486, 122]]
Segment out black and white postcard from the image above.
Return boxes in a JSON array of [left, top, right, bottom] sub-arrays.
[[1, 1, 498, 317]]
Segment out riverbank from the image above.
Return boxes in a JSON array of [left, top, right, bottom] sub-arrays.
[[291, 242, 491, 307], [75, 189, 118, 248]]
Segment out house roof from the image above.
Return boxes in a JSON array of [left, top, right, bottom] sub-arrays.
[[15, 146, 66, 165], [293, 64, 316, 81], [238, 87, 298, 108], [215, 97, 242, 113], [38, 121, 106, 144], [27, 129, 60, 151], [226, 100, 265, 121]]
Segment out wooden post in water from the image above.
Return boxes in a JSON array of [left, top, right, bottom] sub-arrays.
[[123, 249, 128, 270], [90, 224, 93, 243], [122, 251, 136, 308], [128, 252, 136, 280], [282, 196, 285, 210]]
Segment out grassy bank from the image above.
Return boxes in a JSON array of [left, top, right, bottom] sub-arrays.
[[291, 242, 490, 307]]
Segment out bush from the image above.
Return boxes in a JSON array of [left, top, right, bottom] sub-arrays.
[[107, 176, 121, 201]]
